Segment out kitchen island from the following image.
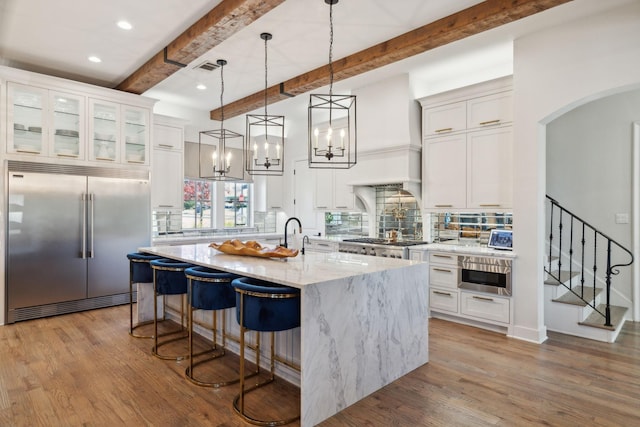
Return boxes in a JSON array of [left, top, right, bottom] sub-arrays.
[[139, 243, 429, 426]]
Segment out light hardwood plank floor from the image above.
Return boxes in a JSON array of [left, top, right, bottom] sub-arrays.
[[0, 305, 638, 426]]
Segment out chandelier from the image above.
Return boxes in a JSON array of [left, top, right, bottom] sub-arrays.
[[199, 59, 245, 181], [308, 0, 356, 169], [245, 33, 285, 176]]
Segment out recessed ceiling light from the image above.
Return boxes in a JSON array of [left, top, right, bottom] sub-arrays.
[[196, 83, 207, 90], [117, 20, 132, 30], [88, 56, 102, 63]]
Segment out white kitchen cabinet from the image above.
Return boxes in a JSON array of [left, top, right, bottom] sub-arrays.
[[460, 291, 510, 324], [88, 99, 119, 163], [3, 67, 154, 168], [152, 149, 183, 209], [420, 76, 513, 211], [424, 134, 466, 209], [7, 83, 86, 160], [466, 127, 513, 209], [427, 249, 513, 329], [466, 91, 513, 130], [122, 105, 150, 165], [314, 168, 355, 211], [266, 175, 284, 210], [423, 101, 466, 137], [424, 127, 513, 210], [428, 251, 460, 314], [151, 118, 185, 210]]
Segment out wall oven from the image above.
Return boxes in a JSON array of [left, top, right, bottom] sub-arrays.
[[459, 256, 512, 296]]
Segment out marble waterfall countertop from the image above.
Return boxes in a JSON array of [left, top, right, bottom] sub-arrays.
[[139, 243, 421, 288], [139, 243, 429, 427]]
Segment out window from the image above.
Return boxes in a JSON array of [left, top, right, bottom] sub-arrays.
[[224, 182, 251, 227], [183, 178, 212, 229]]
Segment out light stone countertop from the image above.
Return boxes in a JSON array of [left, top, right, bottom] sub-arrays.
[[151, 232, 282, 246], [139, 243, 420, 289], [411, 242, 517, 258]]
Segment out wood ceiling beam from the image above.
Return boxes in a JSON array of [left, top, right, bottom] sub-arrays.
[[211, 0, 572, 120], [115, 0, 287, 94]]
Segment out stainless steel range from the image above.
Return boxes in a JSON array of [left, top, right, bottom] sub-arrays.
[[338, 238, 427, 259]]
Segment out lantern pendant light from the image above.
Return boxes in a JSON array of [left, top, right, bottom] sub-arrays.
[[308, 0, 357, 169], [199, 59, 245, 181], [245, 33, 285, 176]]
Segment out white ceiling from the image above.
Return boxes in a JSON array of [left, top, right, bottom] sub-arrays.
[[0, 0, 634, 116]]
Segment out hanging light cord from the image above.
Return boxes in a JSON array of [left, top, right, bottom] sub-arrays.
[[219, 63, 225, 130], [328, 1, 334, 96], [264, 36, 269, 117]]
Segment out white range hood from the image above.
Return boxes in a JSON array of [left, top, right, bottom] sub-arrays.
[[348, 73, 422, 188]]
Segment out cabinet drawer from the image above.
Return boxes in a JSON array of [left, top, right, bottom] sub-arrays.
[[424, 101, 466, 136], [429, 265, 458, 289], [466, 91, 513, 129], [430, 288, 459, 313], [460, 292, 510, 324], [429, 252, 458, 266]]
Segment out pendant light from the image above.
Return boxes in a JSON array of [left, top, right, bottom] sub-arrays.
[[199, 59, 245, 181], [308, 0, 356, 169], [245, 33, 285, 176]]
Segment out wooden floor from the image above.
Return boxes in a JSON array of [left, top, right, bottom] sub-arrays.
[[1, 305, 639, 426]]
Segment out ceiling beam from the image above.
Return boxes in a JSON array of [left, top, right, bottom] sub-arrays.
[[115, 0, 287, 94], [211, 0, 572, 120]]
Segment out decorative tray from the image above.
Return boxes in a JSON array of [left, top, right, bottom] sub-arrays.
[[209, 239, 299, 258]]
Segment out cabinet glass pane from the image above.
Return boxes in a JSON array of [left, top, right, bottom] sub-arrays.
[[92, 102, 118, 161], [10, 84, 45, 154], [52, 93, 81, 158], [124, 107, 147, 163]]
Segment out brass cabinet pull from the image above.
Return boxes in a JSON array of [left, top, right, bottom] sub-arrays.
[[158, 143, 174, 148], [57, 153, 79, 158], [433, 290, 452, 296], [480, 204, 501, 207], [479, 119, 501, 126], [433, 267, 452, 273], [433, 254, 453, 259], [472, 295, 494, 302], [434, 204, 453, 208], [16, 149, 41, 154], [434, 127, 453, 133]]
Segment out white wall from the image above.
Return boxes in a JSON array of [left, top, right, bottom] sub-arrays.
[[512, 0, 640, 342], [547, 89, 640, 309]]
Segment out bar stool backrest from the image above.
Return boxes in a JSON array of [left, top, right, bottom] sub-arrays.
[[127, 252, 162, 283], [232, 277, 300, 332], [150, 258, 192, 295], [184, 266, 240, 310]]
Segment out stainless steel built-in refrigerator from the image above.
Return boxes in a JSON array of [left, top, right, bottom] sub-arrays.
[[6, 161, 150, 323]]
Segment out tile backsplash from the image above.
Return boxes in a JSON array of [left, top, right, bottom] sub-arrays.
[[428, 212, 513, 243]]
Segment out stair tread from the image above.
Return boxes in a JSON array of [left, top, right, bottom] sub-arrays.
[[544, 270, 580, 286], [579, 304, 628, 331], [552, 285, 602, 306]]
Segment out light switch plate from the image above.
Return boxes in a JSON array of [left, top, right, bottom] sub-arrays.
[[615, 213, 629, 224]]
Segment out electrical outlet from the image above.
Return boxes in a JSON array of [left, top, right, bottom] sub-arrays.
[[615, 213, 629, 224]]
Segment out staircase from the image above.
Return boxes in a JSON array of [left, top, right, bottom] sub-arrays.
[[544, 196, 634, 343]]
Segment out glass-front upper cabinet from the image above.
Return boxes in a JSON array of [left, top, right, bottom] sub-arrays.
[[7, 82, 47, 155], [123, 105, 149, 165], [89, 99, 119, 162], [50, 91, 85, 159]]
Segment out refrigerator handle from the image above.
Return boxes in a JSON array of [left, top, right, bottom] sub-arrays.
[[81, 193, 87, 259], [89, 193, 95, 258]]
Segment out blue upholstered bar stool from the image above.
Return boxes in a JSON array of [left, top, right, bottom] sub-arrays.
[[150, 258, 193, 360], [184, 266, 246, 387], [231, 276, 301, 426], [126, 252, 162, 338]]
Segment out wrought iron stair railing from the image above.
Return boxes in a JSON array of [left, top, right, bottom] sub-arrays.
[[546, 195, 634, 327]]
